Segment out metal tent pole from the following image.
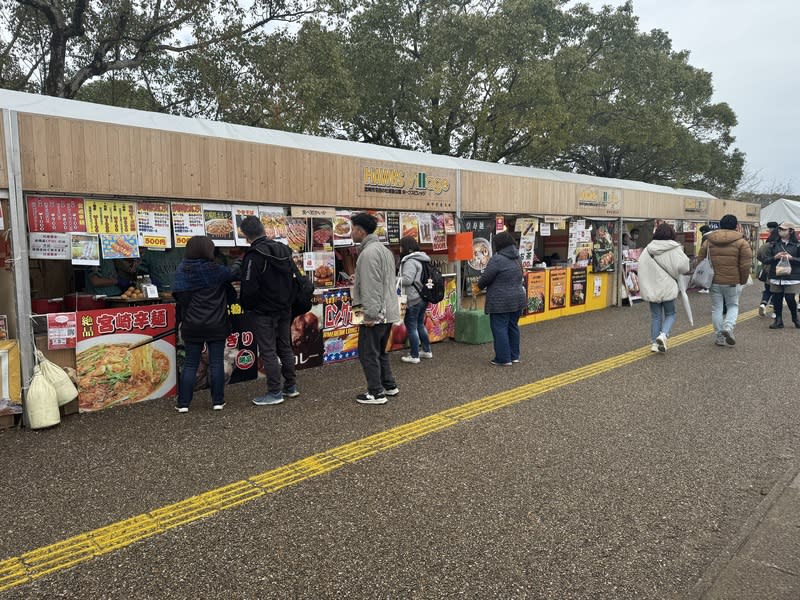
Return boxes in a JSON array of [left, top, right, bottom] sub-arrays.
[[455, 169, 462, 311], [3, 109, 34, 393]]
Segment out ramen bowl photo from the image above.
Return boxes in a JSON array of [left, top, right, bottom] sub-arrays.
[[468, 238, 491, 271], [76, 334, 176, 412]]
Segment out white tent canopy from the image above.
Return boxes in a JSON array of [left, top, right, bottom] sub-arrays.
[[760, 198, 800, 227]]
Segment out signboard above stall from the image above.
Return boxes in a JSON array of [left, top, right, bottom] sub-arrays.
[[576, 187, 622, 216], [358, 164, 456, 211]]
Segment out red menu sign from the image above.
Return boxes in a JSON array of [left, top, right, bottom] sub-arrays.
[[27, 196, 87, 233], [76, 304, 176, 412], [47, 312, 77, 349]]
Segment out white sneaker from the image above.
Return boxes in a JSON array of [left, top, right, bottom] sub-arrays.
[[656, 333, 667, 352], [175, 406, 189, 413], [212, 403, 225, 411], [419, 351, 433, 359], [384, 387, 400, 396], [698, 289, 709, 294], [759, 303, 766, 316], [356, 392, 388, 405], [650, 343, 659, 353], [401, 355, 420, 364]]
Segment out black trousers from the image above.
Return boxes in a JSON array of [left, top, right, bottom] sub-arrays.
[[357, 323, 397, 396], [251, 311, 297, 394]]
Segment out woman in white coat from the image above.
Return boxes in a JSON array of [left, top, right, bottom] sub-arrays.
[[638, 222, 691, 352]]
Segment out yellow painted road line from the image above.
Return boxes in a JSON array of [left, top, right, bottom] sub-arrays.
[[0, 310, 757, 593]]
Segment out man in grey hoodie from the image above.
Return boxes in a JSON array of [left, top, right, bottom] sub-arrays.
[[351, 213, 400, 404]]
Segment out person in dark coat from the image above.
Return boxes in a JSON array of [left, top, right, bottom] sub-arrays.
[[477, 231, 527, 366], [764, 221, 800, 329], [173, 236, 236, 412], [239, 215, 299, 405]]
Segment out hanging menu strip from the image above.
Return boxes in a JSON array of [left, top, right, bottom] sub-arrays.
[[27, 196, 87, 233], [84, 199, 137, 234]]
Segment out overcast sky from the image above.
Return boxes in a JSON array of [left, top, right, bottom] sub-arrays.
[[580, 0, 800, 194]]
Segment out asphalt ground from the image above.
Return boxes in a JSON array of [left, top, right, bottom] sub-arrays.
[[2, 285, 799, 598]]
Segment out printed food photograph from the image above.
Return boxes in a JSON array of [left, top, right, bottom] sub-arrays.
[[260, 214, 289, 240], [314, 264, 334, 286], [286, 218, 308, 252], [528, 291, 545, 313], [206, 218, 234, 239], [333, 216, 351, 236], [468, 238, 491, 271], [77, 334, 175, 411], [312, 219, 333, 248], [400, 214, 419, 240]]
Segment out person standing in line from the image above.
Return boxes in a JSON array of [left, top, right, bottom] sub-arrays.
[[398, 235, 433, 364], [350, 213, 400, 405], [757, 221, 779, 317], [476, 231, 527, 366], [699, 214, 753, 346], [173, 236, 236, 412], [764, 221, 800, 329], [239, 216, 299, 405], [638, 223, 691, 353]]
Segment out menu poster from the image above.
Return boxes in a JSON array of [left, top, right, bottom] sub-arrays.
[[571, 268, 587, 306], [371, 211, 389, 243], [291, 297, 324, 370], [27, 196, 87, 233], [259, 207, 289, 244], [76, 304, 177, 412], [462, 217, 494, 295], [100, 233, 140, 259], [519, 231, 537, 270], [70, 233, 100, 266], [322, 288, 359, 363], [29, 232, 71, 260], [418, 214, 434, 244], [592, 221, 616, 272], [574, 241, 592, 267], [304, 251, 335, 288], [495, 215, 505, 233], [431, 213, 448, 251], [540, 223, 551, 236], [190, 304, 258, 390], [400, 212, 420, 241], [444, 213, 456, 234], [172, 203, 205, 247], [333, 210, 353, 247], [386, 211, 401, 244], [233, 205, 259, 247], [137, 202, 172, 249], [311, 218, 333, 250], [286, 218, 308, 253], [0, 314, 7, 340], [47, 312, 77, 350], [85, 200, 137, 234], [516, 218, 537, 234], [526, 271, 546, 314], [624, 262, 642, 301], [549, 268, 567, 310], [425, 276, 457, 342], [203, 203, 235, 247]]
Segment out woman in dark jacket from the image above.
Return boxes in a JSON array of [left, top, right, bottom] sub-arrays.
[[477, 232, 527, 366], [173, 236, 236, 411], [764, 221, 800, 329]]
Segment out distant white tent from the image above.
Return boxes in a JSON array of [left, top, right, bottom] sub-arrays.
[[760, 198, 800, 227]]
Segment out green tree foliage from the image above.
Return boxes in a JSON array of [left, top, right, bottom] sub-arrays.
[[0, 0, 744, 195], [0, 0, 317, 99]]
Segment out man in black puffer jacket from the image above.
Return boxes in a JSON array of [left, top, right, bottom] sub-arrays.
[[239, 216, 298, 405]]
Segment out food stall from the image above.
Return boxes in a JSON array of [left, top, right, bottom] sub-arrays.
[[0, 89, 760, 424]]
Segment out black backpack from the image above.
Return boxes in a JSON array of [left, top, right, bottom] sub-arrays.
[[413, 258, 445, 304]]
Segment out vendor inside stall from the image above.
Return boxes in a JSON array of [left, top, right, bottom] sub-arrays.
[[139, 247, 186, 293], [86, 257, 140, 296]]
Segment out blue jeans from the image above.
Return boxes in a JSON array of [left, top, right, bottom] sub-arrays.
[[649, 300, 676, 342], [179, 339, 225, 408], [489, 311, 522, 364], [710, 284, 741, 333], [403, 301, 431, 358]]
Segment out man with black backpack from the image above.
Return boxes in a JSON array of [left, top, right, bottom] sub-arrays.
[[398, 236, 442, 364], [239, 215, 299, 405]]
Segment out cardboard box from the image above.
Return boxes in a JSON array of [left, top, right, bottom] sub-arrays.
[[34, 335, 76, 369], [60, 399, 79, 417], [0, 413, 18, 431], [0, 340, 22, 412]]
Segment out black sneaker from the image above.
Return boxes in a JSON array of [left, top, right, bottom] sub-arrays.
[[356, 392, 388, 405]]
